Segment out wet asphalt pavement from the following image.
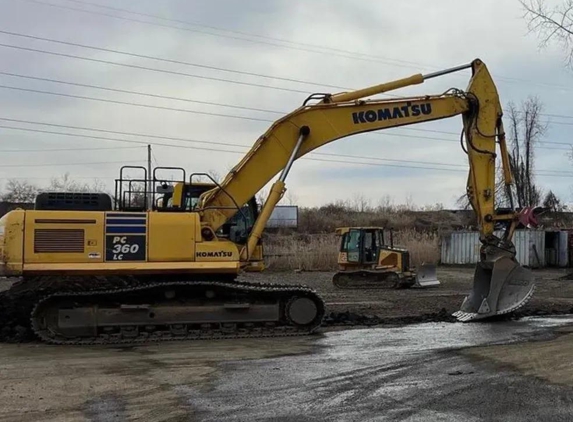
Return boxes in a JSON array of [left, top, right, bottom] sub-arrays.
[[184, 317, 573, 422]]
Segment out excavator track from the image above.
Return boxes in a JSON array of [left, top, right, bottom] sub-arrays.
[[0, 276, 325, 345], [29, 279, 325, 345]]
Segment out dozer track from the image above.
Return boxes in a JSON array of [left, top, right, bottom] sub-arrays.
[[332, 271, 413, 290], [3, 276, 325, 345]]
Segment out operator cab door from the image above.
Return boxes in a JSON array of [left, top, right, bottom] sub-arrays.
[[361, 229, 379, 264], [342, 229, 362, 263], [341, 229, 380, 264]]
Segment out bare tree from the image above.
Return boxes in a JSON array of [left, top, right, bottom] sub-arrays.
[[521, 0, 573, 65], [47, 173, 107, 193], [282, 190, 298, 206], [1, 179, 38, 202], [377, 195, 394, 212], [350, 193, 371, 212], [458, 97, 545, 210], [502, 97, 546, 208], [543, 190, 567, 211], [455, 194, 472, 210]]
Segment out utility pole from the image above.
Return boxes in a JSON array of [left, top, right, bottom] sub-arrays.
[[147, 144, 152, 211]]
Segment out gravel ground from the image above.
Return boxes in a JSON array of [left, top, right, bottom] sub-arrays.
[[1, 266, 572, 344], [240, 266, 573, 321], [2, 317, 573, 421], [1, 269, 573, 420]]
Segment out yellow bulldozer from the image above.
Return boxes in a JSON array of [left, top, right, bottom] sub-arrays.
[[0, 58, 539, 345], [332, 227, 440, 289]]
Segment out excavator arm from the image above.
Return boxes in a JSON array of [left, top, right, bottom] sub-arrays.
[[199, 58, 536, 321]]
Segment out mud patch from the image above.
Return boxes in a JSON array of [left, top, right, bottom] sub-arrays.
[[462, 326, 573, 387], [84, 394, 127, 421], [322, 308, 457, 327]]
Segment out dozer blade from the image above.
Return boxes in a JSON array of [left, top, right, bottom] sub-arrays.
[[414, 264, 440, 288], [453, 255, 535, 322]]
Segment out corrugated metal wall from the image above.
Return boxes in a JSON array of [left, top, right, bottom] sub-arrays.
[[441, 229, 546, 267]]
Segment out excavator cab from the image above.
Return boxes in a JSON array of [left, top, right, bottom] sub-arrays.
[[332, 227, 439, 289], [114, 166, 260, 245]]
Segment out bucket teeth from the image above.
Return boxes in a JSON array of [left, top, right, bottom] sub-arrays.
[[452, 311, 480, 322]]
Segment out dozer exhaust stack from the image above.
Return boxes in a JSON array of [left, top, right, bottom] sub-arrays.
[[453, 242, 535, 322]]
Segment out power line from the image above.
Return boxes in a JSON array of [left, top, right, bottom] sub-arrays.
[[0, 71, 285, 115], [307, 156, 573, 177], [60, 0, 565, 90], [0, 29, 357, 93], [0, 91, 467, 144], [1, 81, 571, 149], [0, 175, 117, 180], [3, 37, 573, 128], [0, 116, 570, 159], [0, 126, 465, 172], [1, 119, 572, 175], [0, 159, 144, 168], [0, 124, 493, 172], [0, 43, 310, 95], [0, 124, 462, 167], [0, 116, 526, 152], [0, 145, 141, 153], [20, 0, 573, 92], [151, 150, 160, 167], [5, 28, 573, 109], [62, 0, 428, 69], [0, 71, 469, 140], [21, 0, 424, 71], [0, 84, 273, 122], [5, 69, 573, 142]]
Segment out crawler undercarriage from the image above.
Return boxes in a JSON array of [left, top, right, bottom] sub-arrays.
[[2, 276, 325, 345]]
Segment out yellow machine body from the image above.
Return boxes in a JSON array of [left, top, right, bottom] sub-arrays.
[[0, 58, 537, 345], [0, 208, 242, 277], [332, 227, 439, 289]]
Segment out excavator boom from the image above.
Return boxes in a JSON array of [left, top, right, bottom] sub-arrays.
[[200, 58, 535, 321]]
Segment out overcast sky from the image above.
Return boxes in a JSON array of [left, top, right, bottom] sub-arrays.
[[1, 0, 572, 208]]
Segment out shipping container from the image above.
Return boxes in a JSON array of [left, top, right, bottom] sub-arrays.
[[440, 229, 548, 267]]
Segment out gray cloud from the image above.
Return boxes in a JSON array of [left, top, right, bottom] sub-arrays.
[[0, 0, 571, 207]]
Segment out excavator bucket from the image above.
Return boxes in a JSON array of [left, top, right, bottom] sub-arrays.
[[413, 264, 440, 288], [453, 255, 535, 322]]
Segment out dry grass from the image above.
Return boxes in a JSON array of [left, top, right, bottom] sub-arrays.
[[263, 230, 440, 271], [264, 234, 339, 271], [393, 229, 440, 266]]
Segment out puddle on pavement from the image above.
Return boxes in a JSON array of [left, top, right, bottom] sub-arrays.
[[175, 316, 573, 422], [317, 315, 573, 355]]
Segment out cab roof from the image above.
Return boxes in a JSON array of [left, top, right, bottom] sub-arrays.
[[335, 227, 388, 235]]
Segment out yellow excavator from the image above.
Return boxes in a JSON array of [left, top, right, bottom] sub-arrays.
[[332, 227, 440, 289], [0, 58, 537, 344]]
